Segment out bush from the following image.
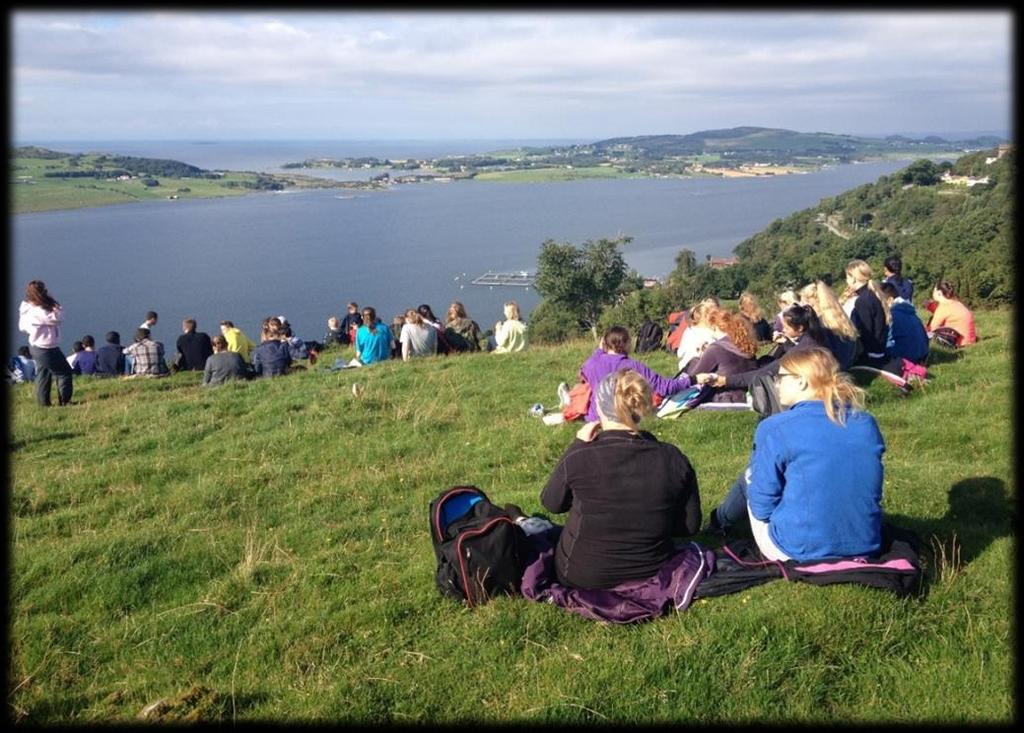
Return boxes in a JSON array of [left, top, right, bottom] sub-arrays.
[[527, 300, 587, 345], [597, 286, 674, 335]]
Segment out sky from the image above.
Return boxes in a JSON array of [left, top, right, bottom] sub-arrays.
[[11, 10, 1014, 141]]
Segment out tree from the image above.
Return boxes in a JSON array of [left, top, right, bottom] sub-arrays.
[[534, 236, 630, 336], [901, 159, 941, 186]]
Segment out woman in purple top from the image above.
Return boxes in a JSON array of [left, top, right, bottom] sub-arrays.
[[579, 326, 691, 422]]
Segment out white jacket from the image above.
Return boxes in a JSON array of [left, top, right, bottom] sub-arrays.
[[18, 301, 63, 348]]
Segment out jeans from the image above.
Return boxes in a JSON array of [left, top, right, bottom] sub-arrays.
[[29, 345, 73, 406], [714, 465, 791, 561]]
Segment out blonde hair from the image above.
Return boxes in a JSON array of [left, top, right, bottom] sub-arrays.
[[447, 301, 468, 323], [738, 292, 764, 321], [404, 309, 424, 325], [844, 260, 891, 325], [779, 347, 865, 426], [612, 369, 653, 432], [689, 301, 719, 327], [503, 301, 521, 321], [806, 280, 858, 340], [777, 289, 797, 308], [708, 309, 757, 358]]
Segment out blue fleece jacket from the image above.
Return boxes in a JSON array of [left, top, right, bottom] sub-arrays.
[[747, 400, 885, 561], [886, 299, 929, 364]]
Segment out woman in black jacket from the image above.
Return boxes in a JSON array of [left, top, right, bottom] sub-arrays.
[[842, 259, 891, 367], [540, 368, 702, 590]]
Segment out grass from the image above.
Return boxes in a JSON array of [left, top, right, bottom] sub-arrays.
[[8, 309, 1013, 723]]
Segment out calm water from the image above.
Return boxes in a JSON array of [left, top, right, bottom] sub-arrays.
[[11, 143, 908, 352]]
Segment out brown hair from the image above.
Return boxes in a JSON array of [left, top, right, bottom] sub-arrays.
[[261, 316, 283, 341], [935, 281, 956, 299], [504, 301, 521, 321], [602, 325, 631, 355], [220, 320, 235, 328], [738, 292, 764, 321], [405, 309, 425, 326], [183, 318, 197, 332], [361, 306, 378, 333], [708, 309, 757, 358], [447, 301, 468, 323], [24, 280, 60, 312], [211, 335, 228, 351], [779, 347, 865, 426], [612, 368, 653, 432]]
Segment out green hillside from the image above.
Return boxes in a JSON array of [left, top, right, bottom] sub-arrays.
[[661, 148, 1014, 309], [9, 310, 1013, 723]]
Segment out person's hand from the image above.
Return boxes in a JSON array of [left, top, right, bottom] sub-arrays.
[[772, 332, 787, 343], [696, 373, 725, 387], [576, 421, 601, 442], [695, 372, 715, 385]]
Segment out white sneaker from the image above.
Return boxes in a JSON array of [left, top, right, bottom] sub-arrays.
[[557, 381, 571, 407], [542, 413, 565, 426]]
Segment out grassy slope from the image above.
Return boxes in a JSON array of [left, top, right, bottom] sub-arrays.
[[8, 309, 1012, 723]]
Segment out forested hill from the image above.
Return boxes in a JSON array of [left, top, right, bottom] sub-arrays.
[[579, 127, 1005, 163], [697, 148, 1014, 305]]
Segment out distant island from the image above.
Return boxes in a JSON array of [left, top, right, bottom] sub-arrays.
[[281, 126, 1007, 183], [10, 127, 1007, 213]]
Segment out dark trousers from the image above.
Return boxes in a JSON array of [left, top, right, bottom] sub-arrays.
[[29, 345, 74, 406]]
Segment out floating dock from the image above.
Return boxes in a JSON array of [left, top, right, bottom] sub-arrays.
[[471, 270, 536, 287]]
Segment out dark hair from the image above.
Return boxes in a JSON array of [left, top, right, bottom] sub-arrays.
[[135, 328, 150, 342], [883, 255, 903, 279], [782, 303, 827, 345], [220, 320, 234, 328], [24, 280, 60, 312], [603, 325, 631, 355], [935, 281, 956, 299], [71, 341, 84, 353], [81, 335, 95, 348], [211, 334, 227, 350], [417, 304, 438, 322], [183, 318, 197, 332], [18, 345, 31, 358], [106, 331, 120, 344], [145, 311, 158, 321], [362, 306, 378, 333], [880, 282, 901, 300]]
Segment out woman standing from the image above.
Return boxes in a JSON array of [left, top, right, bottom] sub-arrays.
[[540, 369, 702, 589], [18, 280, 73, 407], [707, 348, 884, 562]]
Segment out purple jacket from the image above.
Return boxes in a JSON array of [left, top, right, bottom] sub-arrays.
[[520, 529, 715, 624], [580, 349, 691, 422]]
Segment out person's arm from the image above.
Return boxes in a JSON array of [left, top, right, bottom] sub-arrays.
[[927, 302, 948, 332], [540, 449, 576, 514], [685, 342, 719, 379], [670, 451, 702, 537], [745, 424, 787, 522], [252, 347, 263, 375], [629, 359, 691, 395]]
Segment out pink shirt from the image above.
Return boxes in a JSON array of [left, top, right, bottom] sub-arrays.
[[18, 301, 64, 348], [928, 299, 977, 346]]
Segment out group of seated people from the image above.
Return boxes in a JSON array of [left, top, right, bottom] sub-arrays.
[[541, 346, 886, 592]]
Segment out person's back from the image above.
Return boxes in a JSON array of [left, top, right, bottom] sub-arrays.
[[887, 300, 929, 363], [221, 323, 255, 363], [177, 323, 213, 371], [400, 312, 437, 360], [355, 310, 393, 365], [204, 349, 248, 385], [124, 330, 163, 376], [751, 400, 883, 560], [96, 333, 125, 377], [493, 318, 527, 353], [823, 327, 857, 372], [687, 337, 757, 402], [75, 349, 99, 375], [931, 298, 977, 346], [252, 339, 291, 377], [541, 369, 701, 590]]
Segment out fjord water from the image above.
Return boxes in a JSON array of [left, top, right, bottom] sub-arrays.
[[11, 148, 907, 351]]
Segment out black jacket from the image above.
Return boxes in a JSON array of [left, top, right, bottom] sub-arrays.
[[176, 330, 214, 371], [851, 288, 888, 357], [541, 430, 701, 590]]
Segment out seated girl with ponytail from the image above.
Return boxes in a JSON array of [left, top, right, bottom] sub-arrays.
[[706, 348, 885, 562], [540, 368, 702, 590]]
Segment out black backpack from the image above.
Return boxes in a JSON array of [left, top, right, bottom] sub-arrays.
[[429, 486, 530, 607], [635, 320, 664, 353], [749, 373, 783, 418]]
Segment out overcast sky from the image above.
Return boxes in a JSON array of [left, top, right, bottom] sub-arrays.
[[11, 10, 1013, 141]]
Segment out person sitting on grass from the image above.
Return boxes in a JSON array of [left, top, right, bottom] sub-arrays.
[[66, 340, 85, 373], [219, 320, 256, 364], [684, 309, 758, 403], [340, 302, 363, 345], [489, 301, 528, 353], [355, 306, 394, 366], [444, 301, 484, 353], [738, 292, 772, 343], [705, 348, 884, 563], [799, 280, 859, 372], [175, 318, 213, 372], [676, 298, 719, 372], [123, 327, 165, 377], [926, 281, 977, 347], [580, 325, 691, 422], [323, 316, 346, 348], [251, 317, 292, 378], [841, 259, 891, 368], [203, 334, 250, 386], [881, 282, 930, 364], [540, 368, 702, 589], [401, 308, 438, 361], [95, 331, 126, 377], [883, 254, 914, 303], [772, 289, 798, 336], [75, 335, 100, 375]]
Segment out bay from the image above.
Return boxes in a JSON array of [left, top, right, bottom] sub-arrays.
[[11, 150, 909, 353]]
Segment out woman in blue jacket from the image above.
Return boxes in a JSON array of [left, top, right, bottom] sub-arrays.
[[707, 347, 885, 561]]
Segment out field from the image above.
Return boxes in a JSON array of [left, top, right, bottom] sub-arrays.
[[9, 153, 331, 214], [8, 308, 1013, 723]]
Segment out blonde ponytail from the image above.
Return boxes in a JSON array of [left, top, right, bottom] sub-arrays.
[[779, 348, 864, 426], [612, 369, 653, 432]]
